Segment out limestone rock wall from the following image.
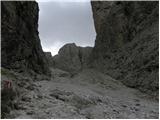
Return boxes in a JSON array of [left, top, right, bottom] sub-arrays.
[[53, 43, 92, 73], [45, 52, 54, 67], [1, 1, 50, 75], [90, 1, 159, 95]]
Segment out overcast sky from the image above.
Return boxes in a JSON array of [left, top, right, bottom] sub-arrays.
[[37, 0, 96, 56]]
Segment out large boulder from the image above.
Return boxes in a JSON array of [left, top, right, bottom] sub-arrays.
[[90, 1, 159, 95], [1, 1, 50, 75]]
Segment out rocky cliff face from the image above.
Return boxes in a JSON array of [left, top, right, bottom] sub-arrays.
[[53, 43, 92, 73], [90, 1, 159, 95], [1, 1, 50, 75], [45, 52, 54, 67]]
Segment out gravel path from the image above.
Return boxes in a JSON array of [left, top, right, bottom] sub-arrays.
[[9, 69, 158, 119]]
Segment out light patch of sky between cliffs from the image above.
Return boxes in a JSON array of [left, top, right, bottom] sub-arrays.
[[37, 0, 90, 2], [37, 0, 96, 56]]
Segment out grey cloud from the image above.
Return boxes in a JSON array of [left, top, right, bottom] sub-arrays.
[[38, 1, 96, 55]]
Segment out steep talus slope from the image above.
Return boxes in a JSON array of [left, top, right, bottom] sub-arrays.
[[53, 43, 92, 73], [90, 1, 159, 96], [1, 1, 50, 75], [8, 68, 159, 119]]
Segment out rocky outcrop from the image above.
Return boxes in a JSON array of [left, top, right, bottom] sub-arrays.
[[53, 43, 92, 73], [1, 1, 50, 75], [90, 1, 159, 95], [45, 52, 54, 67]]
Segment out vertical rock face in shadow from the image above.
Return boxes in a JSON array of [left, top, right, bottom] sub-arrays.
[[90, 1, 159, 95], [45, 52, 54, 67], [52, 43, 93, 73], [1, 1, 50, 75]]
